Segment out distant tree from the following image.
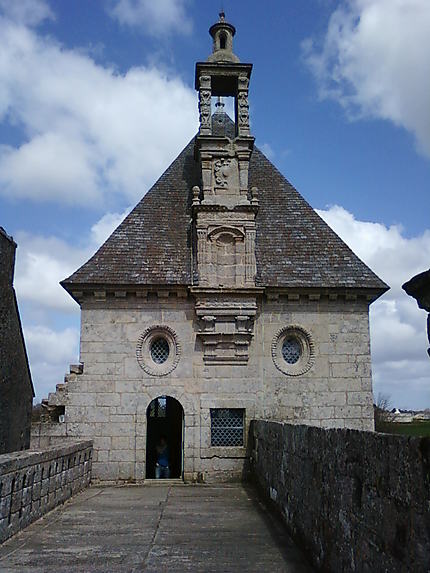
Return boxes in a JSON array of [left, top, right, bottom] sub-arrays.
[[374, 393, 398, 432], [32, 402, 42, 423]]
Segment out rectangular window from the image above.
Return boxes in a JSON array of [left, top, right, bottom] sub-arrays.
[[210, 408, 244, 447]]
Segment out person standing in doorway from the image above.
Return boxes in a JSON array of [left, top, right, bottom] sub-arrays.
[[155, 435, 170, 479]]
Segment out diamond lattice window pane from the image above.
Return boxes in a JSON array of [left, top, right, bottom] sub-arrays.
[[282, 337, 301, 364], [210, 409, 244, 447], [150, 337, 170, 364], [148, 396, 167, 418]]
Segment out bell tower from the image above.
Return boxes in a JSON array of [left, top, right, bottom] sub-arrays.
[[192, 13, 261, 364]]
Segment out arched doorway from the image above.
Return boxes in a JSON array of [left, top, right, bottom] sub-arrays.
[[146, 396, 184, 479]]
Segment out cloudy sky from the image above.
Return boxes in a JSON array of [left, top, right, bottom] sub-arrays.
[[1, 0, 429, 409]]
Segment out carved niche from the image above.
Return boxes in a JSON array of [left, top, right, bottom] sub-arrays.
[[209, 226, 244, 288], [196, 219, 256, 289]]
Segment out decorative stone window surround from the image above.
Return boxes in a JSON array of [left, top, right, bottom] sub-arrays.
[[200, 399, 254, 458], [136, 325, 181, 376], [210, 408, 245, 447], [272, 325, 315, 376]]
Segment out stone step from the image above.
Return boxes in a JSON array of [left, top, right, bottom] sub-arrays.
[[143, 478, 185, 486], [70, 363, 83, 375]]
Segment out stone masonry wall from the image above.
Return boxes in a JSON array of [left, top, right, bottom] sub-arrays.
[[33, 294, 374, 482], [259, 296, 374, 431], [250, 420, 430, 573], [0, 441, 92, 544], [0, 228, 34, 454]]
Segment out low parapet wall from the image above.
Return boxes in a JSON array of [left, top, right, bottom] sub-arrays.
[[0, 441, 92, 544], [250, 420, 430, 573]]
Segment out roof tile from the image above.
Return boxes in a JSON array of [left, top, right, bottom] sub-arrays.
[[62, 114, 388, 293]]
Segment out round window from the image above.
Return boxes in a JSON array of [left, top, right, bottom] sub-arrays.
[[272, 326, 314, 376], [150, 337, 170, 364], [136, 326, 181, 376], [281, 337, 301, 364]]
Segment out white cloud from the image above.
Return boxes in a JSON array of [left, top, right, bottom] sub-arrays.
[[317, 205, 430, 288], [260, 143, 275, 160], [14, 234, 88, 312], [14, 208, 131, 399], [317, 205, 430, 409], [24, 326, 79, 399], [90, 209, 129, 245], [0, 11, 198, 206], [0, 0, 53, 26], [303, 0, 430, 158], [14, 208, 130, 312], [25, 326, 79, 365], [108, 0, 192, 36]]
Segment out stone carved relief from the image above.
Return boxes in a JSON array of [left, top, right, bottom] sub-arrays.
[[214, 158, 231, 188], [207, 226, 245, 241], [196, 228, 208, 286], [199, 90, 211, 130], [192, 186, 201, 206], [210, 157, 240, 206], [197, 129, 251, 205], [201, 158, 212, 198], [199, 76, 212, 134], [245, 229, 256, 283], [237, 76, 250, 134], [237, 91, 249, 128], [238, 76, 249, 90]]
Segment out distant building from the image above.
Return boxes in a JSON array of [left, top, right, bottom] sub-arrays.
[[34, 15, 388, 482], [0, 227, 34, 454]]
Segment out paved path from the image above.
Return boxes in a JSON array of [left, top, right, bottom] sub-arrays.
[[0, 484, 313, 572]]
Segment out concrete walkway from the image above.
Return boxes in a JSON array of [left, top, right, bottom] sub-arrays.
[[0, 484, 313, 573]]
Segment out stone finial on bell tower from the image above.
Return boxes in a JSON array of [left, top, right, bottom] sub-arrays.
[[194, 13, 255, 205], [207, 11, 240, 64], [195, 13, 252, 139]]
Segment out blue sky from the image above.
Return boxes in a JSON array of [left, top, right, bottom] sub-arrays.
[[1, 0, 429, 409]]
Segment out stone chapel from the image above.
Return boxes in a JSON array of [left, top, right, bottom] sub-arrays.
[[33, 14, 388, 482]]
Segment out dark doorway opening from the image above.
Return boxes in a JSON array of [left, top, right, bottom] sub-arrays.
[[146, 396, 184, 479]]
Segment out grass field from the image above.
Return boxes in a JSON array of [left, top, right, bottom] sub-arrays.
[[377, 420, 430, 437]]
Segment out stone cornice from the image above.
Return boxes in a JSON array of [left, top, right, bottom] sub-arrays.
[[195, 61, 253, 91], [263, 287, 385, 304], [66, 286, 189, 305], [190, 286, 263, 296], [66, 284, 383, 305]]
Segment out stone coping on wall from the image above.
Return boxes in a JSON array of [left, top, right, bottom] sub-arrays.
[[0, 441, 93, 474], [0, 441, 93, 545], [250, 420, 430, 573]]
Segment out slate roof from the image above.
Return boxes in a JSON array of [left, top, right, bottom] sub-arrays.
[[62, 113, 388, 295]]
